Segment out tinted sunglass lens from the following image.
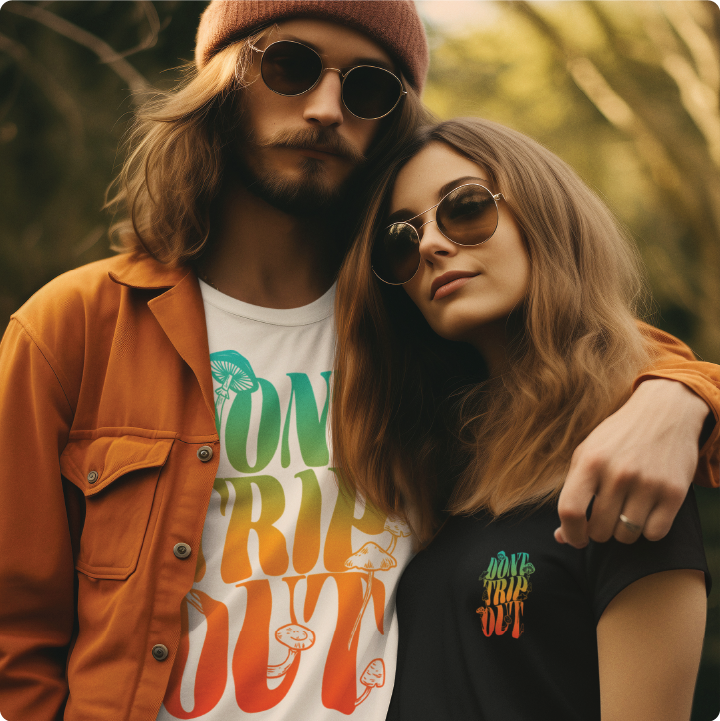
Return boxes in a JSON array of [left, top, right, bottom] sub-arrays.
[[437, 185, 498, 245], [343, 66, 403, 119], [373, 223, 420, 284], [261, 41, 322, 95]]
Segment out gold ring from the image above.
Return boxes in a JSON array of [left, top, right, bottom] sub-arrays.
[[619, 513, 643, 534]]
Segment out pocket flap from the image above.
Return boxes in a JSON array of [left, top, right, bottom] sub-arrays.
[[60, 434, 174, 496]]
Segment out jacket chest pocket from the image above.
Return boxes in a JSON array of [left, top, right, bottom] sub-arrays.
[[60, 433, 175, 580]]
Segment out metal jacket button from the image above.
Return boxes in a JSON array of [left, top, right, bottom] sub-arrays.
[[151, 644, 169, 661], [173, 543, 192, 559], [197, 445, 213, 462], [87, 470, 99, 483]]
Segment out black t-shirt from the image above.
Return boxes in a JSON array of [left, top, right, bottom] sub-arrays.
[[387, 488, 710, 721]]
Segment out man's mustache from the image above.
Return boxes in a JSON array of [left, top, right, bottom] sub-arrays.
[[254, 129, 367, 164]]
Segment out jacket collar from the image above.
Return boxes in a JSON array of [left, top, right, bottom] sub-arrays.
[[109, 253, 217, 432], [107, 252, 190, 289]]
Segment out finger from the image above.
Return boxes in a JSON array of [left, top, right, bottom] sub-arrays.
[[640, 487, 687, 542], [557, 456, 598, 548], [587, 483, 628, 543], [557, 494, 596, 548], [612, 496, 656, 544], [554, 527, 567, 544]]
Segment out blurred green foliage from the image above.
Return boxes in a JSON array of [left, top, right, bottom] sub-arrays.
[[0, 1, 718, 718], [0, 1, 207, 325], [423, 1, 720, 364]]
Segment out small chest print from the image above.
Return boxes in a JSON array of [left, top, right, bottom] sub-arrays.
[[476, 551, 534, 638]]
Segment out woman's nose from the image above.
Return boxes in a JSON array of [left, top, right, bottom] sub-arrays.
[[418, 220, 458, 261]]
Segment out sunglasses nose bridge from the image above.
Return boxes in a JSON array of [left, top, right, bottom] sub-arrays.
[[314, 68, 344, 98], [412, 203, 440, 240], [312, 67, 344, 93], [417, 218, 462, 259]]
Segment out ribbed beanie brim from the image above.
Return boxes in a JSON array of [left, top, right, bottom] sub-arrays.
[[195, 0, 429, 93]]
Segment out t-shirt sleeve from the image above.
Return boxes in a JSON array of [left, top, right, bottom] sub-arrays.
[[583, 487, 711, 625]]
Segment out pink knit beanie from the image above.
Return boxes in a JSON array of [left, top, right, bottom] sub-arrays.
[[195, 0, 429, 93]]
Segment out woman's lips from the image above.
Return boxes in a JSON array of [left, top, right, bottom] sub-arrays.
[[431, 271, 479, 300]]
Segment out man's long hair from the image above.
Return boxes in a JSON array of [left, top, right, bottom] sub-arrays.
[[332, 117, 653, 540], [106, 29, 431, 265]]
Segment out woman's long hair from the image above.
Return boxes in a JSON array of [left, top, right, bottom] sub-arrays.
[[106, 29, 431, 265], [333, 117, 652, 540]]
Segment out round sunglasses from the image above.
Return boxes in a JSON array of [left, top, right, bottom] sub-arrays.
[[251, 40, 407, 120], [372, 183, 506, 285]]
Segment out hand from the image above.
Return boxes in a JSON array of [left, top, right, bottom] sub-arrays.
[[555, 379, 710, 548]]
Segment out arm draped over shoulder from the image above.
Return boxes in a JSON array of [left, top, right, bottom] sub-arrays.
[[635, 321, 720, 488]]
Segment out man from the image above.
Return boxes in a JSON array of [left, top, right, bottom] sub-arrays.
[[0, 2, 717, 719]]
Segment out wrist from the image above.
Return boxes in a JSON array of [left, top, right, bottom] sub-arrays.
[[635, 378, 711, 441]]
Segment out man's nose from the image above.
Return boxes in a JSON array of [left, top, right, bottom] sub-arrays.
[[302, 70, 344, 127]]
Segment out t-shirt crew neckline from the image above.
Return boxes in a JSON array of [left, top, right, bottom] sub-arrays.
[[198, 279, 336, 327]]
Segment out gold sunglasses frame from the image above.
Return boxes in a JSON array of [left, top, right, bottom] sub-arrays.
[[372, 183, 506, 286], [250, 40, 407, 120]]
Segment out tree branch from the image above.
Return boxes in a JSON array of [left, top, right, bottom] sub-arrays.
[[113, 2, 167, 60], [632, 2, 720, 168], [660, 50, 720, 166], [0, 31, 84, 148], [512, 2, 690, 203], [663, 1, 719, 93], [4, 2, 151, 100]]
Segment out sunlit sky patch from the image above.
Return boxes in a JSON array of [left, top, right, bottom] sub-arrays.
[[415, 0, 564, 33], [418, 0, 501, 35]]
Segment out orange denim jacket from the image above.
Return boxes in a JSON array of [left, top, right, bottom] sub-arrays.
[[0, 253, 718, 721]]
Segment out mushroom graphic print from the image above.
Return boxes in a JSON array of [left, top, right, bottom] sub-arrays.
[[355, 660, 385, 707], [267, 578, 315, 679], [210, 350, 259, 425], [345, 543, 397, 648], [267, 624, 315, 678], [384, 518, 411, 554]]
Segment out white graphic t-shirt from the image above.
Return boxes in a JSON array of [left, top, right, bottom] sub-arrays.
[[157, 281, 413, 720]]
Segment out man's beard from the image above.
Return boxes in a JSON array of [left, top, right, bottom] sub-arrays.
[[229, 127, 367, 218]]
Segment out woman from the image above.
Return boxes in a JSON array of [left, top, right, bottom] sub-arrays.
[[332, 118, 709, 720]]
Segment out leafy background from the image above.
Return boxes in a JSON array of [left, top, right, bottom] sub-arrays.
[[0, 2, 718, 717]]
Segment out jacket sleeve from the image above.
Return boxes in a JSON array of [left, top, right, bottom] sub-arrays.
[[635, 321, 720, 489], [0, 318, 75, 721]]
